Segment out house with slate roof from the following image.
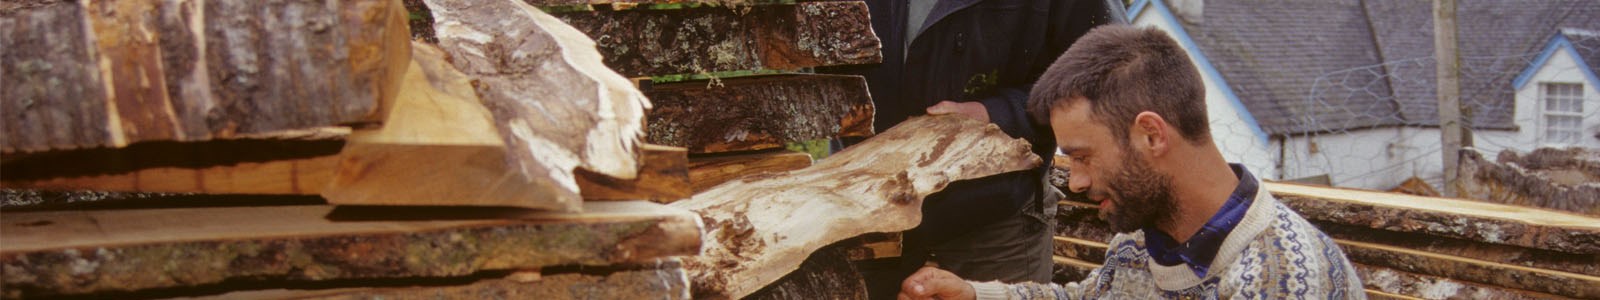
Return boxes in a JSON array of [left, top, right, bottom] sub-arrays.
[[1127, 0, 1600, 190]]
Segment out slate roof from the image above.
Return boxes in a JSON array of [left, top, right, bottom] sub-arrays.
[[1165, 0, 1600, 135], [1560, 28, 1600, 82]]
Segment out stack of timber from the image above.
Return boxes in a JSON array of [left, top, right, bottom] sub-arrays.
[[1046, 158, 1600, 299], [2, 0, 707, 298], [1454, 148, 1600, 217]]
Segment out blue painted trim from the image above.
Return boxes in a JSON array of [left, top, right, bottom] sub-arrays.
[[1513, 34, 1600, 90], [1136, 0, 1271, 144]]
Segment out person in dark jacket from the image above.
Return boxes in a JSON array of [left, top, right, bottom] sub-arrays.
[[821, 0, 1126, 298]]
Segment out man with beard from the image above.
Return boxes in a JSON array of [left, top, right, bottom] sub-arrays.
[[896, 25, 1365, 299]]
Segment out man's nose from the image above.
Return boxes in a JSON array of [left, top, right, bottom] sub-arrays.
[[1067, 169, 1090, 193]]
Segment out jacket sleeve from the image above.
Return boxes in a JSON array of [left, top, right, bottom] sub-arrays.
[[969, 266, 1109, 300], [922, 0, 1126, 237]]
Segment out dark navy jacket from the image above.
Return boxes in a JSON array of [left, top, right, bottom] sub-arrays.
[[824, 0, 1127, 285]]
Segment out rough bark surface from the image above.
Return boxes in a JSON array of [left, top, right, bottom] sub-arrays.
[[646, 74, 874, 153], [424, 0, 651, 206], [1336, 239, 1600, 299], [1317, 222, 1600, 277], [1052, 236, 1108, 266], [671, 115, 1041, 299], [1354, 264, 1568, 300], [688, 150, 814, 194], [0, 0, 409, 153], [1055, 201, 1115, 243], [0, 201, 701, 298], [744, 245, 867, 300], [1268, 182, 1600, 254], [551, 2, 881, 77], [180, 261, 692, 300]]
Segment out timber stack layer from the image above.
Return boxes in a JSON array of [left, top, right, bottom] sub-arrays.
[[1047, 158, 1600, 299], [0, 0, 1014, 299]]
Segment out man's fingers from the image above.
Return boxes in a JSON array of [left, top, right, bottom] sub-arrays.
[[926, 101, 958, 115]]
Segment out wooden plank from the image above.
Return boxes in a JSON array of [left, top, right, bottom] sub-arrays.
[[0, 0, 409, 153], [1317, 221, 1600, 277], [0, 201, 702, 298], [170, 261, 691, 300], [423, 0, 652, 205], [1052, 236, 1108, 265], [1354, 264, 1570, 300], [1335, 239, 1600, 298], [549, 2, 881, 77], [646, 74, 874, 153], [671, 115, 1042, 299], [688, 150, 814, 193], [0, 130, 348, 195], [576, 144, 692, 201], [1267, 181, 1600, 254]]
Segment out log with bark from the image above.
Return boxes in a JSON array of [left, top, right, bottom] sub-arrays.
[[421, 0, 653, 207], [0, 201, 700, 298], [671, 115, 1042, 299], [550, 1, 882, 77], [1268, 181, 1600, 254], [175, 260, 692, 300], [1354, 264, 1568, 300], [3, 36, 688, 206], [1316, 221, 1600, 277], [1335, 239, 1600, 298], [646, 74, 874, 153], [0, 0, 410, 153]]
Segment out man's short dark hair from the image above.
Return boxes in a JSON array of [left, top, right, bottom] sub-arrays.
[[1027, 25, 1210, 145]]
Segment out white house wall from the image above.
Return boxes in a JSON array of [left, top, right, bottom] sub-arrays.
[[1132, 3, 1278, 180], [1510, 46, 1600, 149]]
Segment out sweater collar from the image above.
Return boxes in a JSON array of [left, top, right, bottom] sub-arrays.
[[1143, 164, 1258, 278]]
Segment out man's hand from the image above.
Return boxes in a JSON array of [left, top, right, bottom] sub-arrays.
[[898, 266, 976, 300], [926, 101, 990, 123]]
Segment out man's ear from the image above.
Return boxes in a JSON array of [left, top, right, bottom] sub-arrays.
[[1131, 112, 1169, 156]]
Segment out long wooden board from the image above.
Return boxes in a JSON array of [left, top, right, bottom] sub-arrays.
[[172, 260, 691, 300], [1268, 181, 1600, 254], [671, 115, 1042, 299], [0, 142, 689, 203], [0, 201, 701, 298], [688, 150, 814, 194], [550, 2, 881, 77], [0, 0, 410, 153], [645, 74, 874, 153]]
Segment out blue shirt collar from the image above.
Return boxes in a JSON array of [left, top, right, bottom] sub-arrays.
[[1143, 164, 1258, 277]]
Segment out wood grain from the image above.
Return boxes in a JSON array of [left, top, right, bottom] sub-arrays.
[[645, 74, 874, 153], [688, 150, 814, 194]]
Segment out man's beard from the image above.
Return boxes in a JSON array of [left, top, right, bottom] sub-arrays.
[[1100, 150, 1178, 233]]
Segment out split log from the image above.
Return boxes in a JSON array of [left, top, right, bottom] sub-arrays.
[[1354, 264, 1569, 300], [177, 260, 691, 300], [550, 2, 881, 77], [0, 0, 410, 153], [671, 115, 1042, 299], [0, 201, 701, 298], [646, 74, 874, 153], [423, 0, 652, 206], [1267, 181, 1600, 254], [688, 150, 814, 194], [1316, 222, 1600, 277], [1334, 239, 1600, 298]]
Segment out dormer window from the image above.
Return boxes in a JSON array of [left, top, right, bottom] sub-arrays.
[[1540, 82, 1584, 146]]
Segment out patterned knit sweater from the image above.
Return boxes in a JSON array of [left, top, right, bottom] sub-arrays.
[[970, 182, 1365, 299]]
